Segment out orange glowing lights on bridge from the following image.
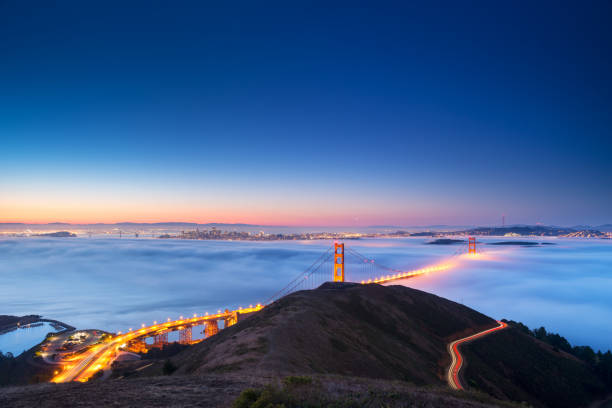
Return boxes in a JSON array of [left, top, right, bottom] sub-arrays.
[[359, 261, 455, 285], [50, 304, 266, 383]]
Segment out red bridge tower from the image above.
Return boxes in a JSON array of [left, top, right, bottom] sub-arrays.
[[334, 242, 345, 282], [468, 237, 476, 254]]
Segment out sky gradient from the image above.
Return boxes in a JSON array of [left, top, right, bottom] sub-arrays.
[[1, 1, 611, 226]]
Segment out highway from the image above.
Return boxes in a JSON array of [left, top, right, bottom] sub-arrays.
[[52, 305, 264, 382], [447, 320, 507, 390]]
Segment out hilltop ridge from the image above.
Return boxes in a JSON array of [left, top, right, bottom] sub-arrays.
[[170, 282, 495, 383]]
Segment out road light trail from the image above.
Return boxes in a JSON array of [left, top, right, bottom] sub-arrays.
[[447, 320, 507, 390], [51, 305, 264, 383], [360, 261, 456, 284]]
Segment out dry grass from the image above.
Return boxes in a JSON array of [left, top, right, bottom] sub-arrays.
[[0, 373, 522, 408]]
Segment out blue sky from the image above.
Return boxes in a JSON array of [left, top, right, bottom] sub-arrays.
[[1, 1, 611, 226]]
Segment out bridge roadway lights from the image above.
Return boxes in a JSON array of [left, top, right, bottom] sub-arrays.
[[50, 305, 267, 383], [129, 338, 147, 353], [129, 307, 262, 349]]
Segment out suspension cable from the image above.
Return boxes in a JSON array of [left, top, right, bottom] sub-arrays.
[[263, 245, 333, 304]]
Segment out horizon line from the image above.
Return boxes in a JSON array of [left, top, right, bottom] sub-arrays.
[[0, 221, 607, 229]]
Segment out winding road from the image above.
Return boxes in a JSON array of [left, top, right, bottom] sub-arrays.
[[447, 320, 507, 390]]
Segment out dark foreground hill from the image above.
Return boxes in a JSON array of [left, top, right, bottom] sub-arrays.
[[462, 326, 609, 408], [170, 282, 496, 383], [0, 373, 523, 408], [1, 283, 609, 407], [127, 282, 612, 407]]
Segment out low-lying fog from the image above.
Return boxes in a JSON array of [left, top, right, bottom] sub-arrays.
[[1, 237, 611, 351]]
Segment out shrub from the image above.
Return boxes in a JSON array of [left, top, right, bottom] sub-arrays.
[[282, 375, 313, 387], [162, 359, 177, 375], [233, 388, 262, 408], [232, 386, 287, 408]]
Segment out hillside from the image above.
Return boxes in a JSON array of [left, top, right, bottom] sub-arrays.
[[158, 282, 609, 407], [462, 325, 608, 408], [1, 283, 609, 407], [0, 373, 523, 408], [169, 282, 495, 384]]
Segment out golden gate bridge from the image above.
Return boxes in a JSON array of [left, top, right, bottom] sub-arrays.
[[51, 238, 478, 383]]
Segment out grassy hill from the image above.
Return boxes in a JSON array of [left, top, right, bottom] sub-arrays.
[[169, 282, 496, 384], [1, 282, 609, 407], [0, 373, 524, 408], [462, 325, 608, 408], [166, 282, 610, 407]]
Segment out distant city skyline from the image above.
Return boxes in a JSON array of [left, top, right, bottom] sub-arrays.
[[1, 2, 611, 226], [1, 220, 610, 230]]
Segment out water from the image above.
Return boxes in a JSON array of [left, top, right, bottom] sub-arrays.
[[0, 237, 611, 352], [0, 323, 57, 356]]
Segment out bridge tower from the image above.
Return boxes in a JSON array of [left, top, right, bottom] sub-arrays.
[[468, 237, 476, 254], [333, 242, 345, 282]]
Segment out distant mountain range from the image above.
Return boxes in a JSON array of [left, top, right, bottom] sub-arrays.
[[366, 224, 477, 230], [456, 225, 610, 238], [0, 222, 264, 228], [1, 222, 610, 234]]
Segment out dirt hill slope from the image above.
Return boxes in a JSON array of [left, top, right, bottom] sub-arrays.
[[165, 282, 608, 407], [1, 282, 607, 407], [171, 282, 496, 384]]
